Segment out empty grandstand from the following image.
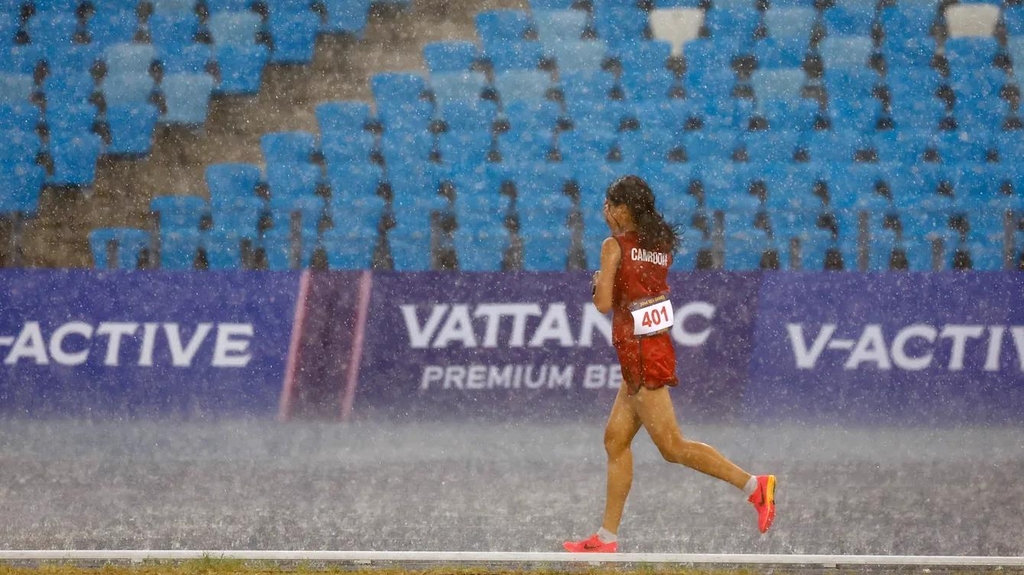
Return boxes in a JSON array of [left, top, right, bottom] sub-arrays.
[[0, 0, 1021, 271]]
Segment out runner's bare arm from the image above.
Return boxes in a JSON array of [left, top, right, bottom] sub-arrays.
[[593, 237, 621, 314]]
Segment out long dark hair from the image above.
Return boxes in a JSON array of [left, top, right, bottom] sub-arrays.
[[606, 175, 680, 253]]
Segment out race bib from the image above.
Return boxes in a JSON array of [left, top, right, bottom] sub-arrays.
[[629, 295, 674, 337]]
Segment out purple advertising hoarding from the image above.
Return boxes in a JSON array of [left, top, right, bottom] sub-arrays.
[[0, 270, 299, 418], [352, 272, 760, 421], [745, 272, 1024, 425]]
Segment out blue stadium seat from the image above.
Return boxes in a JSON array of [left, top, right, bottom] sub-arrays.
[[437, 128, 491, 167], [530, 0, 577, 9], [147, 13, 199, 51], [496, 128, 553, 163], [801, 130, 866, 163], [105, 102, 158, 155], [45, 103, 98, 142], [371, 72, 428, 104], [514, 162, 573, 212], [104, 42, 157, 77], [452, 178, 509, 231], [593, 6, 648, 48], [751, 67, 806, 101], [0, 73, 34, 105], [208, 11, 262, 46], [320, 225, 377, 270], [487, 40, 546, 71], [753, 36, 809, 68], [0, 127, 41, 162], [90, 227, 151, 269], [616, 40, 672, 75], [960, 240, 1005, 271], [160, 72, 214, 124], [0, 46, 43, 75], [930, 131, 992, 164], [682, 130, 737, 162], [767, 208, 819, 246], [880, 4, 939, 38], [454, 228, 509, 271], [700, 7, 758, 42], [320, 130, 374, 165], [475, 10, 532, 48], [48, 132, 103, 186], [316, 100, 372, 135], [151, 0, 198, 13], [159, 43, 211, 74], [822, 5, 875, 36], [759, 97, 819, 131], [47, 44, 102, 76], [423, 41, 479, 73], [818, 35, 874, 70], [379, 130, 433, 166], [101, 71, 155, 107], [210, 195, 265, 237], [266, 161, 320, 200], [268, 194, 325, 235], [502, 99, 560, 132], [214, 44, 268, 94], [204, 0, 254, 14], [763, 7, 816, 41], [795, 230, 838, 271], [0, 161, 45, 215], [26, 11, 77, 48], [328, 193, 384, 228], [437, 99, 496, 135], [617, 128, 678, 165], [683, 66, 738, 103], [546, 40, 608, 72], [159, 228, 202, 269], [0, 102, 41, 133], [534, 9, 587, 42], [494, 70, 553, 101], [321, 0, 371, 36], [430, 70, 488, 104], [206, 162, 262, 198], [560, 69, 617, 102], [521, 228, 570, 270], [722, 231, 769, 271], [880, 34, 937, 69], [558, 127, 615, 163], [388, 228, 432, 271], [204, 230, 245, 269], [683, 37, 744, 71], [0, 13, 18, 49], [740, 130, 800, 164], [944, 37, 999, 72], [266, 6, 319, 64], [261, 131, 316, 165], [43, 72, 96, 109], [86, 9, 139, 47], [151, 194, 208, 230], [620, 68, 677, 101]]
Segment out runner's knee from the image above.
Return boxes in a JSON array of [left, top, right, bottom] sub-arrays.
[[604, 428, 632, 458]]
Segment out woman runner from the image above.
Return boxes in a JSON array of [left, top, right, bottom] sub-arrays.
[[563, 176, 776, 553]]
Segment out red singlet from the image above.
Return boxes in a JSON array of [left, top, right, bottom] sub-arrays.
[[611, 231, 678, 395]]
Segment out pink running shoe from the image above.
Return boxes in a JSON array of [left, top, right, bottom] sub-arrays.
[[563, 533, 618, 553], [748, 474, 777, 533]]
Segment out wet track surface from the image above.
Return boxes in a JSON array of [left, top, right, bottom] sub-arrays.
[[1, 420, 1022, 555]]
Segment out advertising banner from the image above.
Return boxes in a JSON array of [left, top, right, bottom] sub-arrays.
[[352, 272, 761, 421], [745, 272, 1024, 425], [0, 270, 299, 417]]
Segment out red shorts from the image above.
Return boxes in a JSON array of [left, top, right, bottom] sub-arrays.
[[613, 333, 678, 395]]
